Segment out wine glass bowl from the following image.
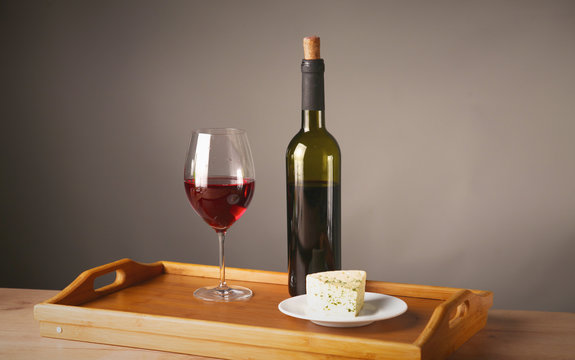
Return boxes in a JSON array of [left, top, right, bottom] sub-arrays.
[[184, 128, 255, 301]]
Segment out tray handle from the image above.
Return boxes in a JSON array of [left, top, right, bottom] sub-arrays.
[[414, 288, 493, 360], [44, 258, 164, 306]]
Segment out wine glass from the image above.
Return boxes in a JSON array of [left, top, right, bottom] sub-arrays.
[[184, 128, 256, 301]]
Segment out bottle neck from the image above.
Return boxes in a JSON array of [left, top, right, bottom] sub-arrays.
[[301, 59, 325, 132], [302, 110, 325, 131], [301, 59, 325, 111]]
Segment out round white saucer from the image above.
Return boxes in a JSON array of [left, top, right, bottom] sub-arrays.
[[278, 292, 408, 327]]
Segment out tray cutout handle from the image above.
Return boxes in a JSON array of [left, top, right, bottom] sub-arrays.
[[415, 289, 493, 360], [44, 258, 164, 306], [448, 299, 470, 329], [93, 270, 120, 292]]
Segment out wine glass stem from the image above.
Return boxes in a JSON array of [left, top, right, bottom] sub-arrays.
[[217, 230, 227, 289]]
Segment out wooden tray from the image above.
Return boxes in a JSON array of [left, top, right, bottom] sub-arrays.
[[34, 259, 493, 360]]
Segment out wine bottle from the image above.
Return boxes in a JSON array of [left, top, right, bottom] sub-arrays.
[[286, 36, 341, 296]]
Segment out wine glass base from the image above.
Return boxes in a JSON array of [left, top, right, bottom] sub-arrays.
[[194, 285, 253, 302]]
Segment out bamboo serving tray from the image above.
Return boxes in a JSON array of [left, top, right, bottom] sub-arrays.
[[34, 259, 493, 360]]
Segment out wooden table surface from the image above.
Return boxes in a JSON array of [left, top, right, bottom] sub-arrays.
[[1, 288, 573, 360]]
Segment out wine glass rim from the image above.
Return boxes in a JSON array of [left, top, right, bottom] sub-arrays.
[[192, 128, 246, 135]]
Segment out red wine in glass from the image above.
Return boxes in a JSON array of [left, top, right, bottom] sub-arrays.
[[184, 177, 255, 232], [184, 128, 256, 302]]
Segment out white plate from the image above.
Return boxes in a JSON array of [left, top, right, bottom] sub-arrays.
[[278, 292, 408, 327]]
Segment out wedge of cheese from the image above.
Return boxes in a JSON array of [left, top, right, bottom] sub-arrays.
[[306, 270, 367, 317]]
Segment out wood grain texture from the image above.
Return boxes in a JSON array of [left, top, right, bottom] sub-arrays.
[[1, 288, 199, 360], [32, 259, 494, 359], [163, 261, 287, 285], [3, 288, 574, 360], [448, 310, 575, 360]]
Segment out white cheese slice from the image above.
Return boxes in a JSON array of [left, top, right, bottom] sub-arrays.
[[306, 270, 367, 317]]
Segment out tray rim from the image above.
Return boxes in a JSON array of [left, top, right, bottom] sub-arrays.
[[34, 258, 493, 360]]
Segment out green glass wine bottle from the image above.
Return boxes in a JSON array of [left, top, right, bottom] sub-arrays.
[[286, 36, 341, 296]]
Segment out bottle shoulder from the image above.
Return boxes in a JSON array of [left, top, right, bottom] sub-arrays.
[[286, 129, 341, 156]]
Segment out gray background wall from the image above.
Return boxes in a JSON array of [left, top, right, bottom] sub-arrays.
[[1, 0, 574, 312]]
